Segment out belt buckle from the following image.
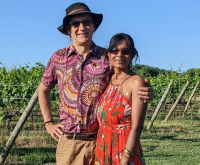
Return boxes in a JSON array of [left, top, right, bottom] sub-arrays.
[[88, 133, 95, 140]]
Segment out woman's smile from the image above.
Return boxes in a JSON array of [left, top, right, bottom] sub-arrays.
[[115, 59, 125, 63]]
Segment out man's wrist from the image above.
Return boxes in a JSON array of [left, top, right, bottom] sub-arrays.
[[44, 120, 54, 126]]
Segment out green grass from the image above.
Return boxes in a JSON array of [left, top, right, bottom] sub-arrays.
[[1, 118, 200, 164], [0, 130, 57, 165], [2, 147, 56, 165], [141, 119, 200, 165]]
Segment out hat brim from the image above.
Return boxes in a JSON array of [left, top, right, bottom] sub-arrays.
[[57, 12, 103, 34]]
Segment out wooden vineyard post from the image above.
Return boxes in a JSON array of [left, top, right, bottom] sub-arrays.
[[193, 96, 200, 113], [182, 81, 199, 118], [199, 103, 200, 114], [147, 80, 173, 130], [164, 81, 190, 121], [0, 87, 38, 164]]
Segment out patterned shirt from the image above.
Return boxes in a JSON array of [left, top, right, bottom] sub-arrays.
[[41, 42, 112, 133]]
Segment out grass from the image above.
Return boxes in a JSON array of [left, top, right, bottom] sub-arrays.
[[0, 130, 57, 165], [141, 119, 200, 165], [1, 119, 199, 164], [0, 107, 200, 164], [1, 147, 56, 165]]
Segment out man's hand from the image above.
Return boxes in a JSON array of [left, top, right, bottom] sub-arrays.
[[137, 79, 154, 103], [45, 123, 64, 141]]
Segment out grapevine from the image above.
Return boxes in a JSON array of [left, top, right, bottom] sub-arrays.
[[0, 63, 199, 123]]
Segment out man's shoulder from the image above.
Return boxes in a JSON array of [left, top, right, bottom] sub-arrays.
[[53, 46, 69, 57], [93, 44, 107, 58], [48, 46, 71, 65]]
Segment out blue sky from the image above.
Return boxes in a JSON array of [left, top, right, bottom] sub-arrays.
[[0, 0, 200, 72]]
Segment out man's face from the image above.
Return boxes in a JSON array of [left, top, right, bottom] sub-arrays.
[[67, 14, 95, 46]]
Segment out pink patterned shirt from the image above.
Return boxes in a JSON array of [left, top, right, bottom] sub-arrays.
[[41, 42, 111, 133]]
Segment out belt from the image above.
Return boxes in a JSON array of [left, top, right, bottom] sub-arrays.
[[64, 132, 97, 141]]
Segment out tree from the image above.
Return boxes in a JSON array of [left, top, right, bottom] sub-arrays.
[[131, 64, 169, 77]]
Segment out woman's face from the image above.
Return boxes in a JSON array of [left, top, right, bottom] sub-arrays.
[[108, 39, 133, 70]]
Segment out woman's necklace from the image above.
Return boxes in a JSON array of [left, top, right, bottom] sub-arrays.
[[112, 70, 133, 83], [111, 75, 131, 85]]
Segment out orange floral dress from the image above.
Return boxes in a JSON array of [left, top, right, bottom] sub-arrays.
[[95, 79, 146, 165]]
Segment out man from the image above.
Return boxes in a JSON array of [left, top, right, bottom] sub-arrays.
[[38, 2, 154, 165]]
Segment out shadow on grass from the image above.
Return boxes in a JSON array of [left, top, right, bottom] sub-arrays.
[[170, 138, 200, 143], [145, 153, 187, 158], [0, 146, 56, 165], [158, 135, 177, 140], [145, 154, 174, 158], [144, 145, 159, 152], [10, 147, 56, 156], [141, 134, 178, 140], [143, 133, 199, 142]]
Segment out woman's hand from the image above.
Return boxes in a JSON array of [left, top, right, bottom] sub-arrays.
[[137, 79, 154, 103], [120, 152, 133, 165], [119, 156, 130, 165]]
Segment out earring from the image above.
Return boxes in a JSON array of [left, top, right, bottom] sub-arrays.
[[129, 62, 132, 70], [110, 61, 112, 69]]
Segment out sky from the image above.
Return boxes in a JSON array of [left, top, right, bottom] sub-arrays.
[[0, 0, 200, 72]]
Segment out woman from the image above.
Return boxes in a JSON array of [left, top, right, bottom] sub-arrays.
[[95, 33, 147, 165]]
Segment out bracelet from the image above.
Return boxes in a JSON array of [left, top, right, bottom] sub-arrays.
[[124, 148, 135, 157], [123, 151, 132, 160], [44, 120, 54, 126], [122, 153, 132, 161]]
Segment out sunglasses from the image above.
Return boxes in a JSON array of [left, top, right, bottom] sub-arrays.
[[69, 19, 93, 28], [110, 48, 132, 55]]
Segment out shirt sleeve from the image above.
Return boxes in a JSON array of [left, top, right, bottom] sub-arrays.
[[41, 54, 57, 89]]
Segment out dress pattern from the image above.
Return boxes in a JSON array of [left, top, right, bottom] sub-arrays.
[[95, 80, 146, 165]]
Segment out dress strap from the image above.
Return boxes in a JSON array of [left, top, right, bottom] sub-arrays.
[[121, 75, 132, 84], [111, 75, 132, 88]]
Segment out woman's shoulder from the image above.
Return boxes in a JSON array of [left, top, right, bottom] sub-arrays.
[[127, 74, 146, 88], [129, 73, 145, 82]]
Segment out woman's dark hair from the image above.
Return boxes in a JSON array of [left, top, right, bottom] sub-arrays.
[[106, 33, 139, 63]]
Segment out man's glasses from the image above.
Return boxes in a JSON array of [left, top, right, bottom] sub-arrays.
[[110, 48, 132, 55], [69, 19, 93, 28]]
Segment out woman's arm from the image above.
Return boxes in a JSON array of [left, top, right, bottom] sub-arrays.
[[120, 76, 147, 165]]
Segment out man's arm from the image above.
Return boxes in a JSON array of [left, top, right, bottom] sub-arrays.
[[137, 79, 155, 103], [38, 82, 64, 141]]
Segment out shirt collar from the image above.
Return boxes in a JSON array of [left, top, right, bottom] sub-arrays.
[[66, 41, 99, 58]]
